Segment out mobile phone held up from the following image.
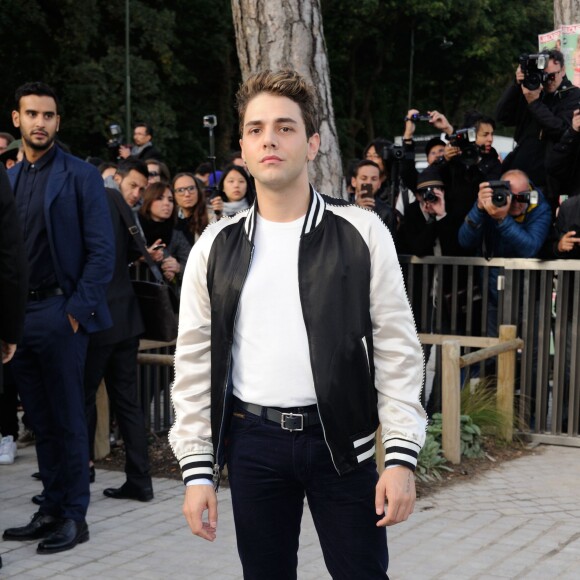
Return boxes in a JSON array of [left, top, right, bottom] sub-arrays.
[[360, 183, 374, 199]]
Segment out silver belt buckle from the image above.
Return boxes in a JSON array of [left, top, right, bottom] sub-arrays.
[[280, 412, 304, 432]]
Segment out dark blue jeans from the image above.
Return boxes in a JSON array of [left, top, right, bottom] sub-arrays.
[[226, 402, 388, 580]]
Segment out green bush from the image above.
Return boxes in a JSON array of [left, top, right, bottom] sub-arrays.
[[415, 433, 453, 482]]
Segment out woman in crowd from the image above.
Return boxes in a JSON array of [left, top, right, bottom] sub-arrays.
[[138, 182, 192, 288], [172, 172, 215, 244], [218, 164, 254, 217]]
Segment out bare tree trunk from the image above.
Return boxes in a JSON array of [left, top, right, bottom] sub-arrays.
[[554, 0, 580, 27], [231, 0, 345, 198]]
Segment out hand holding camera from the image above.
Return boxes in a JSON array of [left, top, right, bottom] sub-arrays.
[[478, 181, 511, 221], [355, 183, 376, 209], [420, 187, 446, 218], [428, 110, 453, 136], [558, 229, 580, 253]]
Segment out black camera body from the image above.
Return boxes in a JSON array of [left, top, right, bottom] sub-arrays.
[[107, 123, 123, 150], [519, 53, 549, 90], [382, 144, 414, 162], [488, 180, 511, 207], [422, 190, 438, 203], [405, 113, 431, 122], [449, 127, 479, 166]]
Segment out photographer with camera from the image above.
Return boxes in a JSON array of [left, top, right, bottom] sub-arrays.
[[458, 169, 551, 336], [546, 109, 580, 200], [496, 49, 580, 209], [352, 159, 396, 234], [439, 112, 503, 224], [118, 122, 163, 162]]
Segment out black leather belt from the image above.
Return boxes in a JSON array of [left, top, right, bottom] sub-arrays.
[[238, 401, 320, 432], [28, 287, 64, 301]]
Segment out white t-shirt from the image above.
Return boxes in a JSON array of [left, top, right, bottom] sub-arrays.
[[231, 213, 317, 407]]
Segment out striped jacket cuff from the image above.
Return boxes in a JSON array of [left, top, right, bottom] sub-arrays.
[[384, 438, 421, 472], [179, 454, 214, 485]]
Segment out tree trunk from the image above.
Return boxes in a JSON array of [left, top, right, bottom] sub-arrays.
[[231, 0, 344, 198], [554, 0, 580, 27]]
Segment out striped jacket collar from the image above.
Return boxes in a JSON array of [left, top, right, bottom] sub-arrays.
[[243, 185, 326, 243]]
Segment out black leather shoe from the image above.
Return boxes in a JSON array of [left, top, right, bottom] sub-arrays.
[[103, 483, 153, 502], [89, 465, 95, 483], [31, 472, 41, 480], [32, 493, 45, 505], [3, 512, 61, 541], [37, 519, 89, 554]]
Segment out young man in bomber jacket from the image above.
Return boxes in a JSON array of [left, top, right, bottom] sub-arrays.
[[169, 69, 427, 579]]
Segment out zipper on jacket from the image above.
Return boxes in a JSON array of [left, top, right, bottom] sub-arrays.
[[213, 244, 255, 491], [297, 238, 340, 475]]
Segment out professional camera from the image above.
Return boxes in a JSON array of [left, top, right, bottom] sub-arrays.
[[519, 53, 549, 91], [106, 123, 123, 150], [382, 144, 414, 162], [488, 180, 511, 207], [449, 127, 479, 165], [512, 190, 539, 204], [422, 188, 438, 203]]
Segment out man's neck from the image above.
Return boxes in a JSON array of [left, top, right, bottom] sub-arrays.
[[255, 180, 310, 222], [24, 142, 54, 164]]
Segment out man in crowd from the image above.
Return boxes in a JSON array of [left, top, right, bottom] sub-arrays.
[[119, 122, 163, 162], [146, 159, 170, 184], [0, 132, 15, 155], [2, 82, 114, 553], [170, 69, 426, 578], [496, 49, 580, 209], [546, 108, 580, 199], [352, 158, 396, 234], [84, 157, 154, 503], [458, 169, 551, 336]]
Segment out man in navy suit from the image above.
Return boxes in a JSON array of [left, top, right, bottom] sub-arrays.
[[2, 82, 114, 554]]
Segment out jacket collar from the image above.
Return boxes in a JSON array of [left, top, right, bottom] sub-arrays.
[[243, 185, 326, 243]]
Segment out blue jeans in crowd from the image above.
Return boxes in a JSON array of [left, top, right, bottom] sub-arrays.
[[226, 399, 389, 580]]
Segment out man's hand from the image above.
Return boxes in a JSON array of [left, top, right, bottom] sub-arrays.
[[67, 314, 79, 334], [375, 466, 416, 526], [161, 256, 181, 282], [354, 191, 376, 210], [428, 110, 453, 135], [572, 109, 580, 133], [404, 108, 419, 140], [478, 182, 510, 221], [1, 341, 17, 364], [183, 485, 218, 541], [444, 142, 461, 162], [210, 197, 224, 215], [118, 145, 131, 159], [147, 239, 166, 262], [558, 230, 580, 253]]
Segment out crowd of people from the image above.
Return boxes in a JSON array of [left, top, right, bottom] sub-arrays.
[[1, 47, 580, 572]]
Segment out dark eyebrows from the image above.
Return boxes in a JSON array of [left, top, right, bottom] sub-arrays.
[[244, 117, 299, 129]]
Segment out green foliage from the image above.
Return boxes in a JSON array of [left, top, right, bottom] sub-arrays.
[[428, 412, 485, 459], [416, 432, 453, 482], [461, 379, 512, 434]]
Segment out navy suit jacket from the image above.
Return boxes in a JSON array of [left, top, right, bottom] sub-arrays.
[[8, 146, 114, 333]]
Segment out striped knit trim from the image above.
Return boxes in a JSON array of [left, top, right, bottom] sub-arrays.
[[179, 454, 214, 485], [384, 438, 421, 471], [353, 432, 375, 464], [301, 187, 325, 236]]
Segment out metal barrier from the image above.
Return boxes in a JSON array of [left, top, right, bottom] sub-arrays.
[[399, 255, 580, 445]]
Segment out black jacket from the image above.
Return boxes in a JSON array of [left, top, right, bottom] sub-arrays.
[[496, 77, 580, 191], [170, 190, 426, 482], [545, 126, 580, 199]]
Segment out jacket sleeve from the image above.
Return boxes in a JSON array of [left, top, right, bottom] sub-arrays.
[[64, 165, 115, 328], [169, 226, 216, 483], [0, 165, 28, 344], [546, 127, 580, 182], [527, 94, 576, 141], [368, 217, 427, 470], [458, 203, 486, 251], [496, 83, 523, 127]]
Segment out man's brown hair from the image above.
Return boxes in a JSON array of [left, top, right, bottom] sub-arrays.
[[235, 69, 319, 139]]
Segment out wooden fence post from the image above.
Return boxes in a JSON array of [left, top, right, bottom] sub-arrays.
[[442, 340, 461, 464], [497, 324, 517, 441]]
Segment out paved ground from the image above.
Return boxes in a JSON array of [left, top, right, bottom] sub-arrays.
[[1, 444, 579, 579]]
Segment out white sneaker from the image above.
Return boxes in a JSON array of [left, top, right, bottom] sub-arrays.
[[0, 435, 17, 464]]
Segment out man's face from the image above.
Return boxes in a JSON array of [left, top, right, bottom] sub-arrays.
[[133, 126, 151, 146], [147, 162, 161, 183], [507, 174, 530, 217], [427, 145, 445, 165], [0, 137, 9, 154], [115, 169, 147, 207], [476, 123, 494, 153], [351, 165, 381, 196], [239, 93, 319, 193], [12, 95, 60, 154], [543, 59, 565, 94]]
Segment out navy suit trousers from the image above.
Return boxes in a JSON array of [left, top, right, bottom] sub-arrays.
[[11, 295, 90, 521]]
